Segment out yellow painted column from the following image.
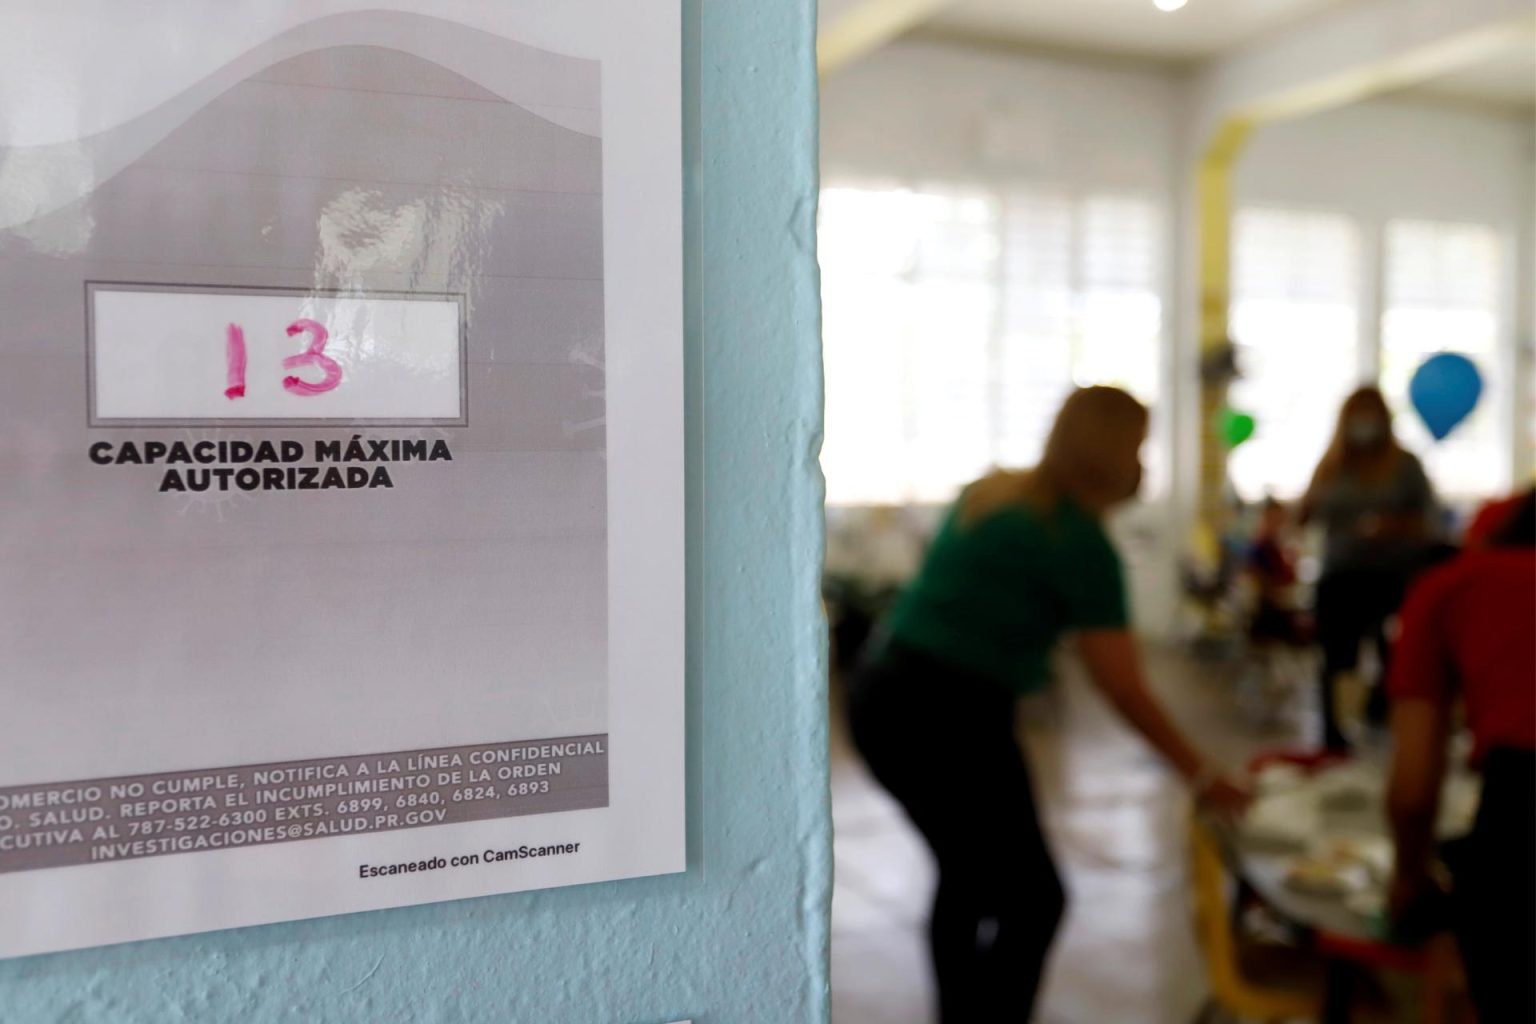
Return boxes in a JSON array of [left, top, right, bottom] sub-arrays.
[[1195, 119, 1252, 534]]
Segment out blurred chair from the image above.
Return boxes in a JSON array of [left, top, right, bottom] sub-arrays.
[[1180, 524, 1250, 659]]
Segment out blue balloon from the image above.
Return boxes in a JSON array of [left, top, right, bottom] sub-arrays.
[[1409, 352, 1483, 441]]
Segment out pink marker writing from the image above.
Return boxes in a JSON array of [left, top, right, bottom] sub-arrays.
[[281, 318, 343, 396], [224, 323, 247, 399]]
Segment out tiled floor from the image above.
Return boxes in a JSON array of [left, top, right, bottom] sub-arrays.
[[830, 644, 1315, 1024]]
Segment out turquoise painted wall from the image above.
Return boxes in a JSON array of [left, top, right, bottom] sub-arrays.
[[0, 0, 829, 1019]]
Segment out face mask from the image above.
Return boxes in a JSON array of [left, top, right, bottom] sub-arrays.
[[1345, 417, 1386, 447]]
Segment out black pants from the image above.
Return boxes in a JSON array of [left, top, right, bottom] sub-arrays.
[[1451, 748, 1536, 1023], [1314, 565, 1403, 747], [848, 644, 1065, 1022], [1314, 549, 1456, 749], [1314, 545, 1455, 748]]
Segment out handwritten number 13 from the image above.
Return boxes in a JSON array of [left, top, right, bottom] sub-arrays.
[[224, 318, 343, 400]]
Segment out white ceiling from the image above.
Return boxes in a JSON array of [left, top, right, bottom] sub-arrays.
[[1409, 37, 1536, 108], [923, 0, 1349, 62], [821, 0, 1536, 109]]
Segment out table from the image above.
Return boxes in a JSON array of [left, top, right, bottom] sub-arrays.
[[1213, 752, 1478, 1023]]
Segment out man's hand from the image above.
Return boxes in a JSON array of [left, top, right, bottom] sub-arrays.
[[1388, 868, 1426, 921], [1388, 867, 1451, 944]]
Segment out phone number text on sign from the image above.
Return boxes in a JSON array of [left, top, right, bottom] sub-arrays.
[[87, 283, 467, 426]]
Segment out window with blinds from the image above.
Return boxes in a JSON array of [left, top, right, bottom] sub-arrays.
[[1380, 220, 1506, 498], [1228, 208, 1362, 502], [819, 182, 1163, 507]]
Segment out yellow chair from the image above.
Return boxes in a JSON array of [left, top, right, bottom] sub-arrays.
[[1189, 814, 1321, 1022]]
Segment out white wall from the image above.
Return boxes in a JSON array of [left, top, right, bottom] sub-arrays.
[[821, 41, 1179, 189], [1238, 98, 1533, 222], [821, 40, 1536, 637]]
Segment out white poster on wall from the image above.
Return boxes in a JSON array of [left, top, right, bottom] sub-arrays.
[[0, 1, 683, 958]]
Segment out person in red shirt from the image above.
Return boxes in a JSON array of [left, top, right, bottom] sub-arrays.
[[1464, 488, 1530, 549], [1386, 487, 1535, 1022]]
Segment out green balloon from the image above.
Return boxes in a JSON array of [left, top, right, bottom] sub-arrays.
[[1217, 407, 1256, 449]]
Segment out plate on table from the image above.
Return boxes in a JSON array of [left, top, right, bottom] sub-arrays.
[[1309, 833, 1393, 882], [1311, 765, 1382, 813], [1242, 791, 1320, 850], [1254, 763, 1308, 795], [1282, 856, 1370, 897]]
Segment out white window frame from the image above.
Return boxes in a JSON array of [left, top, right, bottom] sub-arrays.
[[818, 176, 1169, 508], [1228, 204, 1519, 506]]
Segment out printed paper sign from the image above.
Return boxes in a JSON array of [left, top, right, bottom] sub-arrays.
[[0, 2, 683, 958]]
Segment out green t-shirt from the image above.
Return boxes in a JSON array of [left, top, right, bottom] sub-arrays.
[[884, 497, 1129, 695]]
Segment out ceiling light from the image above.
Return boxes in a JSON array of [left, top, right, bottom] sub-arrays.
[[1153, 0, 1188, 11]]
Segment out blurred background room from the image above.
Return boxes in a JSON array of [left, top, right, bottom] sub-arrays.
[[816, 0, 1534, 1021]]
